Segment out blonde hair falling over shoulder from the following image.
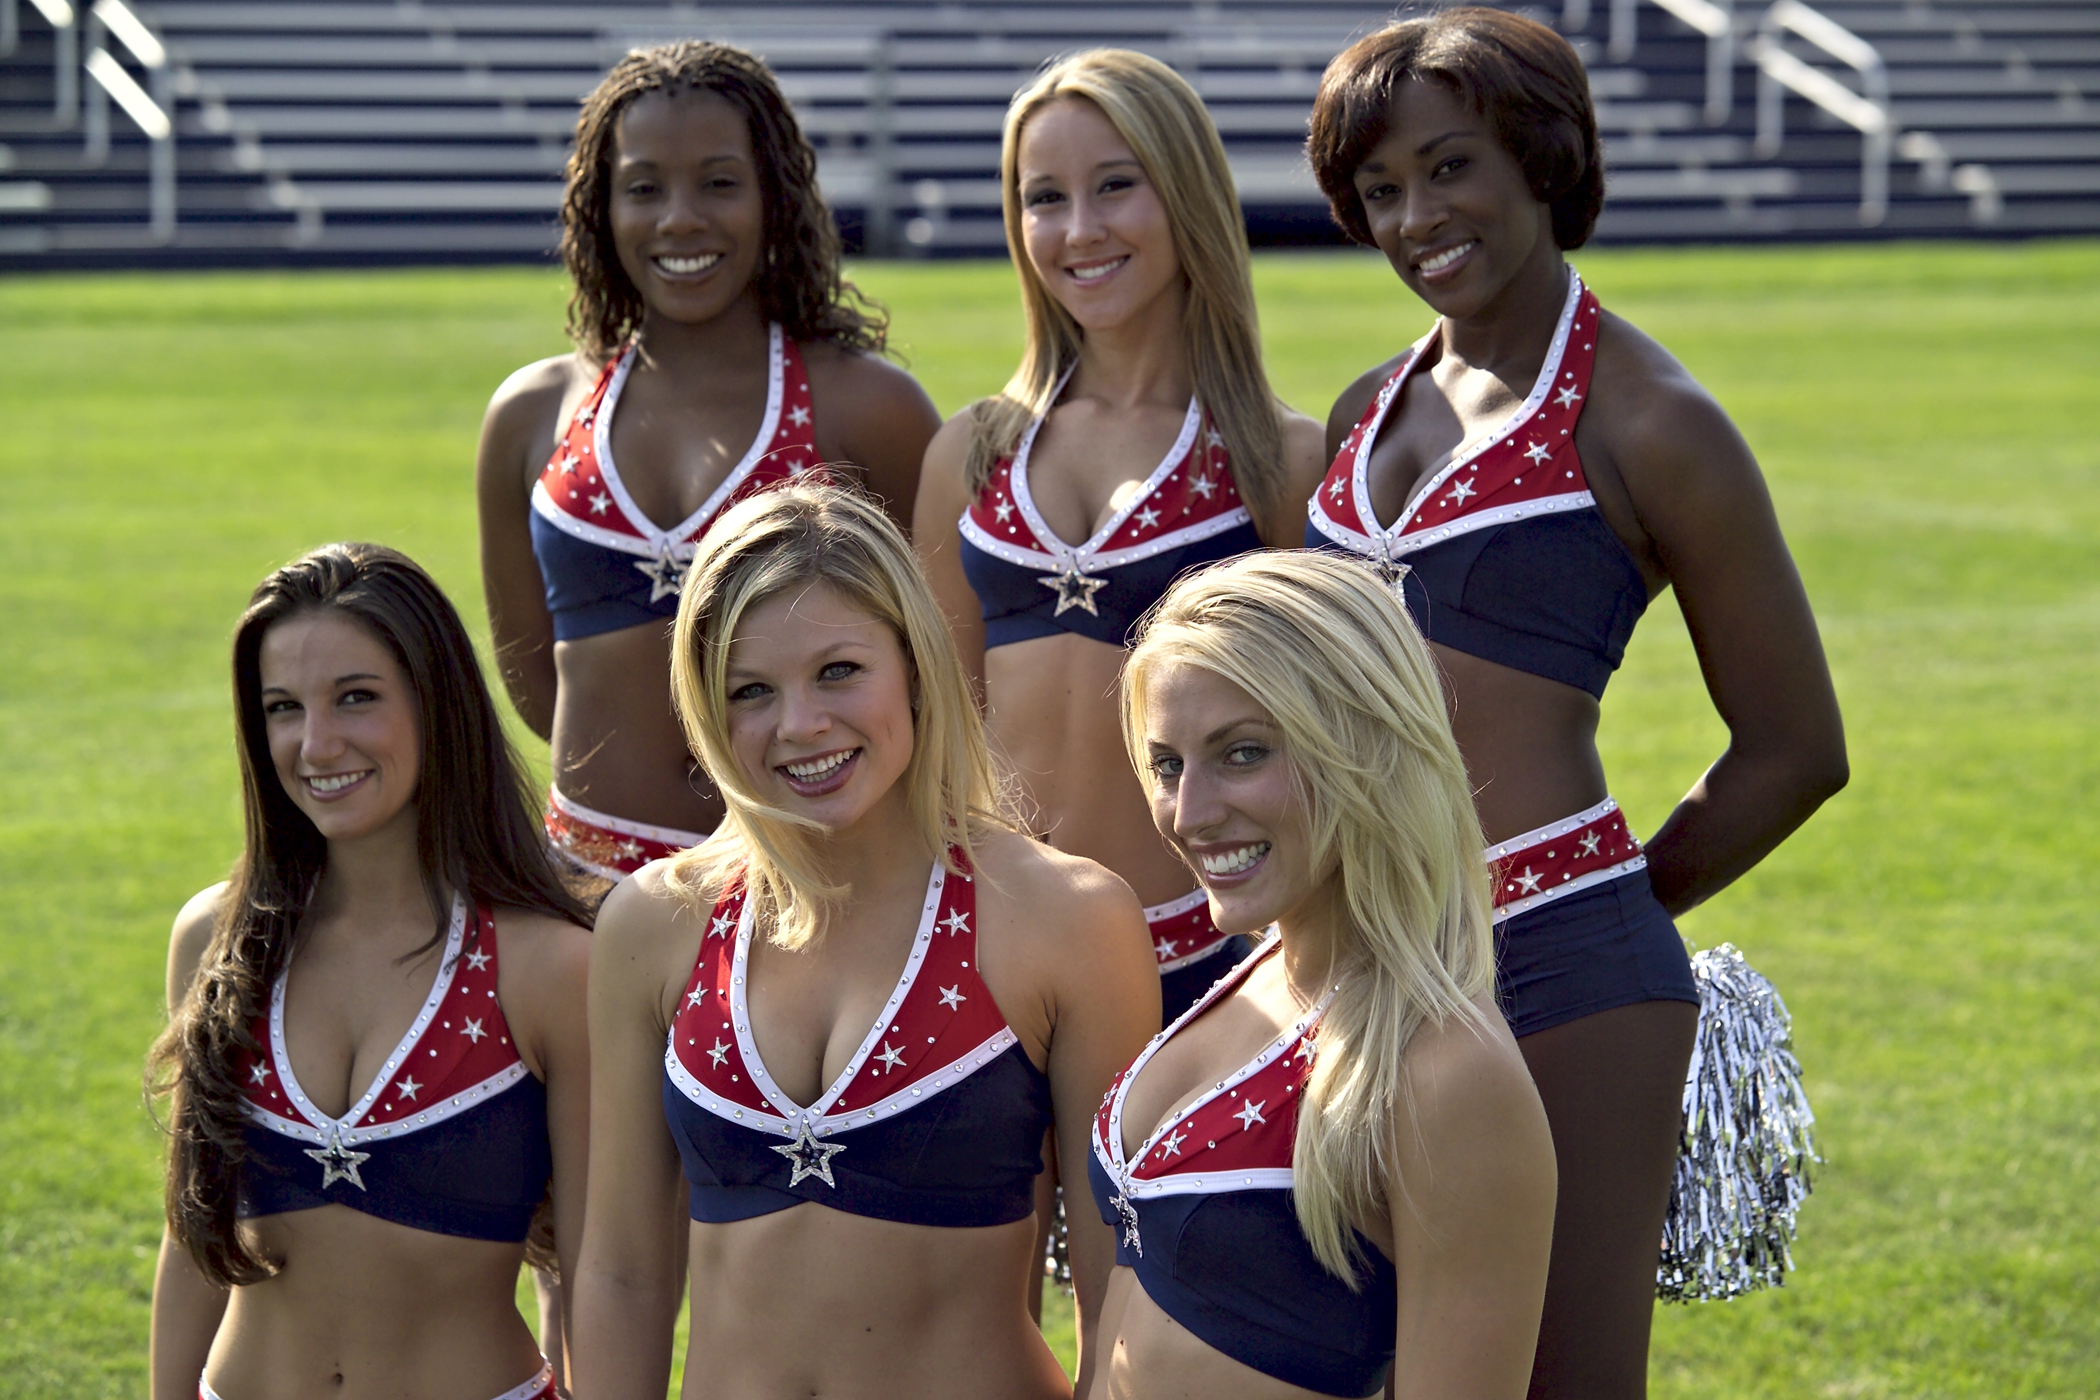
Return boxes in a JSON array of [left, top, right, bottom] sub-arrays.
[[663, 483, 1017, 949], [1122, 552, 1498, 1282], [971, 48, 1289, 521]]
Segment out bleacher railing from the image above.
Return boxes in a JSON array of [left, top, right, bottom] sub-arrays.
[[4, 0, 81, 121], [1751, 0, 1890, 223], [82, 0, 174, 239]]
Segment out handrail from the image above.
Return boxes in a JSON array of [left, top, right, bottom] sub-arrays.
[[82, 0, 173, 239], [6, 0, 80, 122], [1608, 0, 1735, 124], [1753, 0, 1890, 223]]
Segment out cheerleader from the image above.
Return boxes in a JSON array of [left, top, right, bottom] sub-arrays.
[[1303, 12, 1848, 1394], [568, 484, 1159, 1398], [478, 40, 940, 884], [149, 544, 592, 1400]]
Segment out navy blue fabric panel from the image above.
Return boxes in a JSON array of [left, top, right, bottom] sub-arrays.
[[1159, 936, 1253, 1027], [529, 510, 675, 641], [1495, 868, 1699, 1038], [964, 522, 1263, 650], [667, 1043, 1054, 1228], [238, 1079, 551, 1242], [1085, 1149, 1394, 1397]]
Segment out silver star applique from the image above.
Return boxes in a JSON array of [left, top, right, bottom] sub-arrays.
[[1513, 866, 1544, 895], [1577, 831, 1602, 857], [1041, 565, 1108, 617], [634, 551, 687, 604], [938, 985, 966, 1010], [1110, 1189, 1143, 1256], [772, 1122, 847, 1188], [1554, 383, 1583, 409], [1523, 441, 1552, 465], [1233, 1099, 1267, 1130], [306, 1127, 372, 1190], [939, 909, 971, 936]]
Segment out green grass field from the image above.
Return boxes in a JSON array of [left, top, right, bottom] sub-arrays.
[[2, 241, 2095, 1398]]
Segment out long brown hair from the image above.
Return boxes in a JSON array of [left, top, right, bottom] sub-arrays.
[[147, 543, 591, 1286], [559, 40, 888, 361]]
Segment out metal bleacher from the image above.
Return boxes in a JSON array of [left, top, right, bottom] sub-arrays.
[[2, 0, 2096, 268]]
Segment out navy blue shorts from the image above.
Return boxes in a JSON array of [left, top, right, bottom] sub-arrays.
[[1160, 935, 1255, 1027], [1494, 868, 1699, 1038]]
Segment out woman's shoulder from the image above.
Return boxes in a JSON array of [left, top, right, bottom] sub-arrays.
[[167, 881, 230, 1006], [488, 904, 593, 984], [485, 352, 588, 421], [798, 340, 939, 427], [1396, 996, 1552, 1171], [968, 832, 1148, 952]]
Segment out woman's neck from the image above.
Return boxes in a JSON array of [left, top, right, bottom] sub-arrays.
[[310, 812, 442, 937], [1438, 249, 1571, 381], [635, 293, 770, 376], [811, 783, 939, 911], [1067, 284, 1194, 412]]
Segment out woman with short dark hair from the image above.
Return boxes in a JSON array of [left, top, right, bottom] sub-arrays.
[[1304, 10, 1847, 1395]]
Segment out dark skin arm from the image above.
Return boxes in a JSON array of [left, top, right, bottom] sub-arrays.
[[1255, 406, 1335, 548], [475, 356, 579, 741], [805, 345, 942, 540], [1582, 313, 1848, 915]]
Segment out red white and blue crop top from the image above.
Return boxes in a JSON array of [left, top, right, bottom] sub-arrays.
[[959, 377, 1263, 649], [529, 323, 821, 640], [236, 898, 551, 1242], [1305, 272, 1649, 700], [662, 859, 1054, 1227], [1088, 935, 1396, 1398]]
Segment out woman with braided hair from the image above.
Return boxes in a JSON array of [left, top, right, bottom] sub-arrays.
[[478, 40, 940, 885]]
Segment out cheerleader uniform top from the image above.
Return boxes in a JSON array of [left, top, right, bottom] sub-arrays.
[[235, 898, 551, 1242], [1087, 934, 1397, 1398], [662, 859, 1055, 1227], [1305, 271, 1649, 700], [529, 323, 822, 640], [959, 373, 1263, 649]]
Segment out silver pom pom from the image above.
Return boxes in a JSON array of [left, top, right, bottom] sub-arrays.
[[1657, 943, 1820, 1302], [1045, 1187, 1073, 1292]]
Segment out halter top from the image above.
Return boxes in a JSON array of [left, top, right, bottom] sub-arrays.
[[236, 898, 550, 1242], [1305, 272, 1648, 700], [529, 323, 821, 640], [1089, 935, 1396, 1397], [662, 859, 1054, 1227], [959, 380, 1262, 649]]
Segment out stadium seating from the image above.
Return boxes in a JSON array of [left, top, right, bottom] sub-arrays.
[[2, 0, 2095, 267]]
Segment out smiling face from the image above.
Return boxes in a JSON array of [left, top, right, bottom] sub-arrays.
[[608, 86, 765, 327], [259, 610, 421, 846], [1140, 661, 1330, 937], [1352, 78, 1557, 318], [723, 581, 918, 834], [1015, 96, 1185, 335]]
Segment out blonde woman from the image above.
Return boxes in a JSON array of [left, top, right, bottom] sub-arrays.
[[569, 483, 1159, 1399], [915, 48, 1329, 1026], [1090, 551, 1556, 1399]]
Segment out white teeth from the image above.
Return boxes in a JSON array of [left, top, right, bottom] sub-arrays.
[[655, 253, 721, 275], [1419, 242, 1475, 273], [784, 751, 854, 781], [1069, 257, 1126, 282], [308, 772, 368, 793], [1200, 843, 1270, 876]]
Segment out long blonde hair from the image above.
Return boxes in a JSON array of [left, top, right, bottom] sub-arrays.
[[665, 483, 1017, 948], [1122, 552, 1496, 1281], [969, 48, 1289, 520]]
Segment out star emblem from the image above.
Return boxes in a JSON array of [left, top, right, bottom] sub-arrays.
[[788, 405, 811, 427], [993, 499, 1014, 523], [1444, 478, 1476, 507], [784, 456, 807, 476], [1135, 506, 1161, 530], [1372, 553, 1411, 588], [576, 406, 595, 428], [686, 988, 706, 1008], [938, 985, 966, 1010], [1154, 936, 1179, 960], [1233, 1099, 1267, 1130], [1159, 1129, 1186, 1158], [1328, 476, 1346, 500], [1513, 867, 1543, 895], [634, 552, 687, 604], [939, 909, 971, 936], [589, 492, 612, 515], [464, 948, 491, 972], [1578, 831, 1602, 857], [248, 1063, 271, 1086], [462, 1017, 487, 1043], [559, 453, 579, 476], [1523, 441, 1552, 465], [707, 1038, 730, 1069], [1554, 384, 1583, 409], [395, 1075, 422, 1102], [710, 913, 736, 939], [1291, 1039, 1316, 1065], [1189, 472, 1217, 500], [305, 1127, 372, 1190], [1109, 1189, 1142, 1255], [1040, 565, 1108, 617], [772, 1122, 846, 1188], [874, 1041, 907, 1073], [616, 838, 643, 861], [1205, 427, 1225, 450]]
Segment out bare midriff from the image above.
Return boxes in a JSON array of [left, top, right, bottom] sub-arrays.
[[204, 1207, 543, 1400], [1433, 643, 1613, 847], [552, 625, 722, 834], [684, 1209, 1069, 1400], [986, 632, 1195, 907], [1088, 1268, 1333, 1400]]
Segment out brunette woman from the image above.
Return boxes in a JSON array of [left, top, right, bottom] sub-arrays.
[[570, 483, 1159, 1398], [914, 48, 1329, 1028], [149, 543, 593, 1400], [1094, 550, 1556, 1400], [1303, 12, 1848, 1395], [480, 41, 940, 881]]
